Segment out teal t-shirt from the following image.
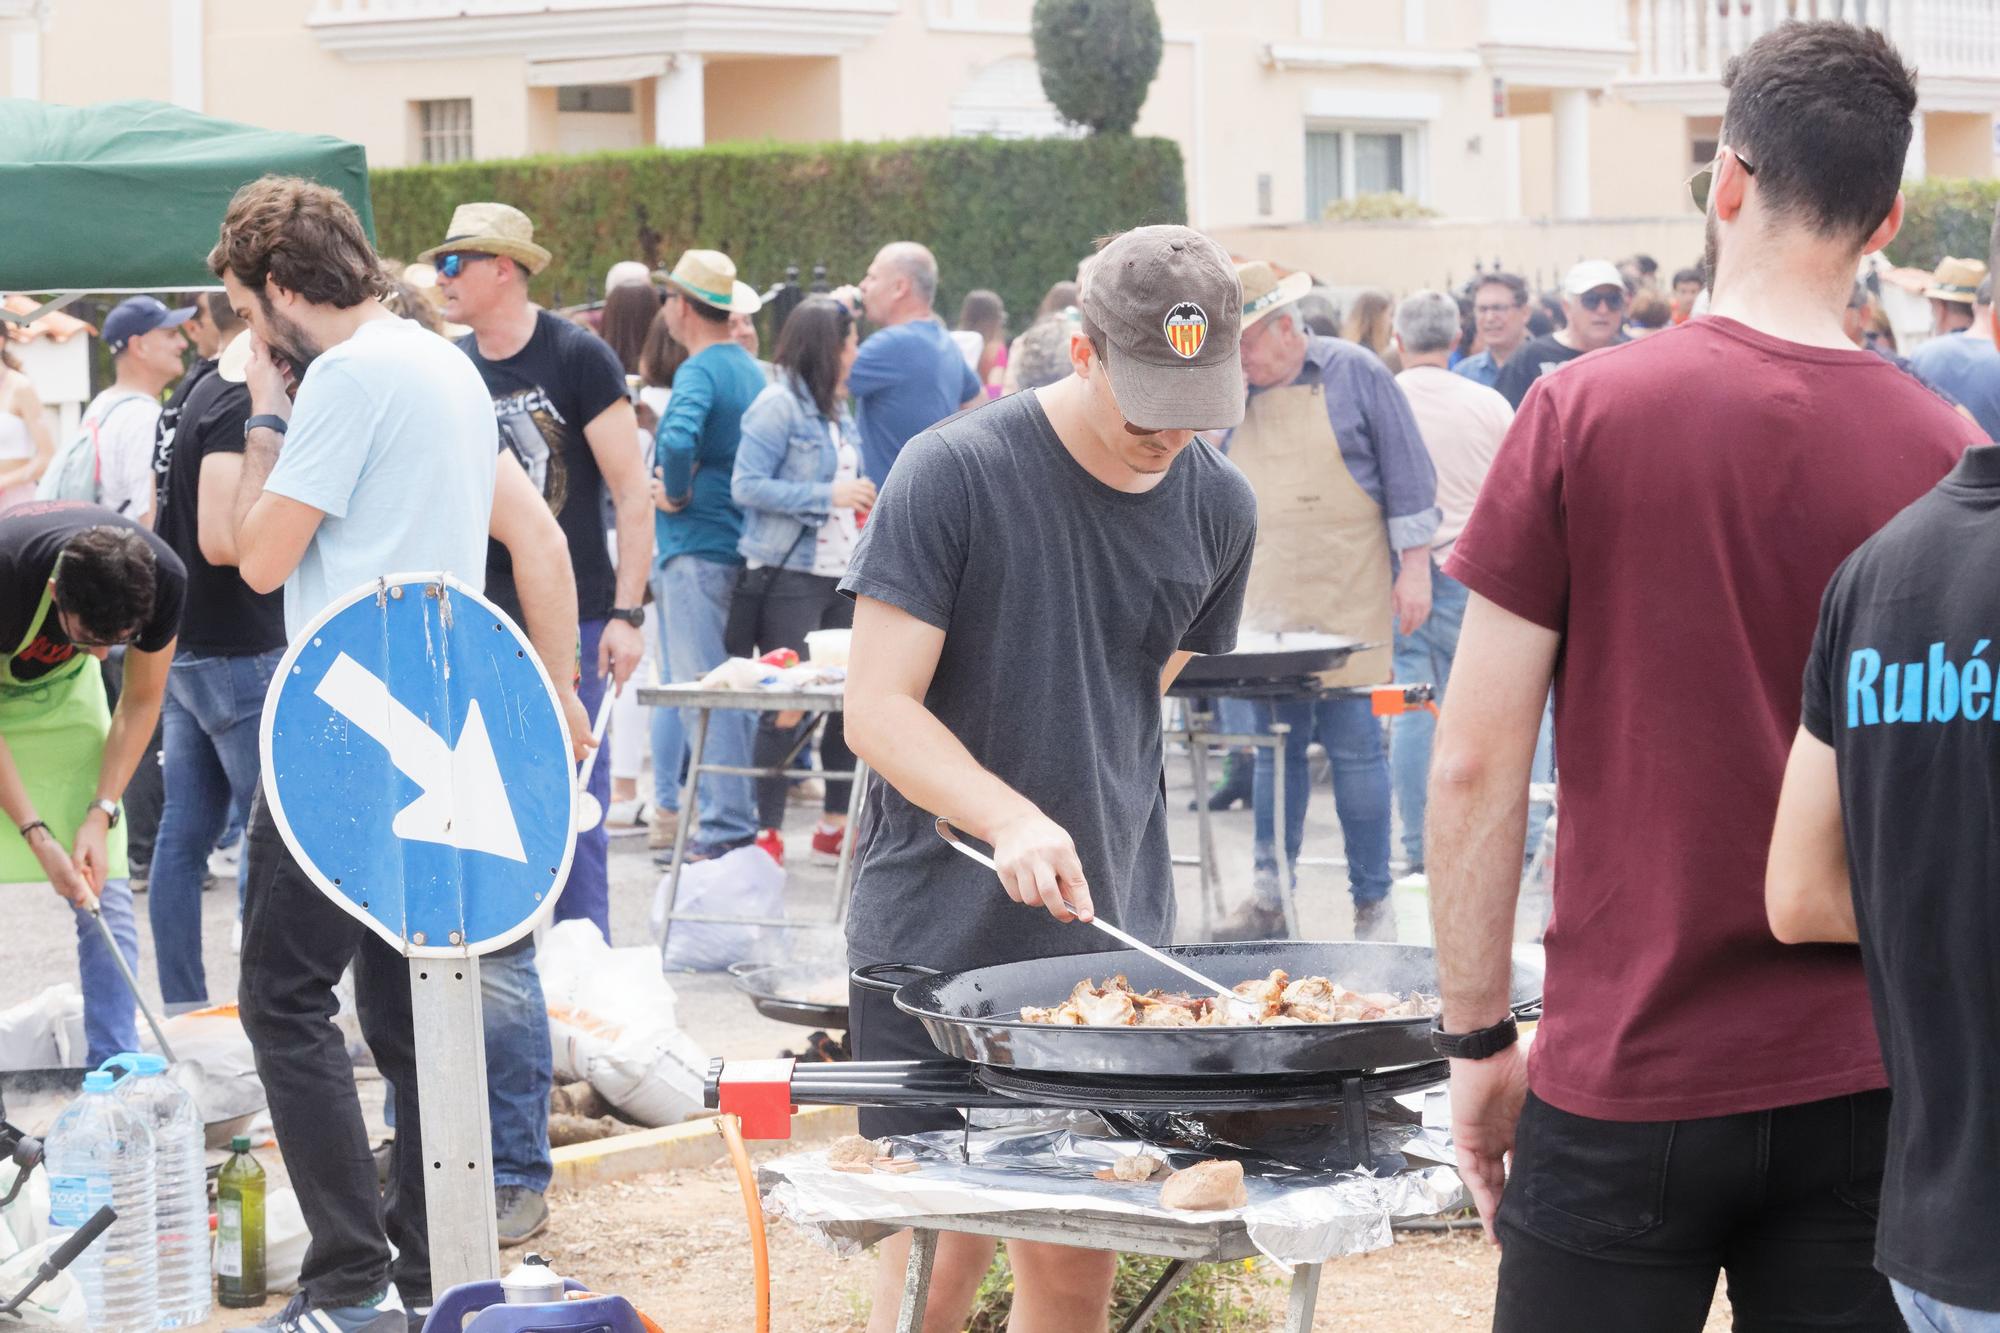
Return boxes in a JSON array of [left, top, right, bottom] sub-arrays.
[[654, 342, 767, 566]]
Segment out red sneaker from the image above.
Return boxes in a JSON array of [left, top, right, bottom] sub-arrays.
[[810, 822, 845, 866], [756, 828, 785, 865]]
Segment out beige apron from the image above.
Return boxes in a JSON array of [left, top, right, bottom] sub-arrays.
[[1230, 381, 1393, 688], [0, 570, 127, 884]]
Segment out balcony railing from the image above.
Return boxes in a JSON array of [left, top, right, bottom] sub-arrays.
[[1629, 0, 2000, 82]]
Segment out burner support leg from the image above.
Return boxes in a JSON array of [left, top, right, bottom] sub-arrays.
[[1186, 712, 1218, 939], [1284, 1263, 1323, 1330], [1120, 1258, 1196, 1333], [895, 1228, 940, 1333], [1341, 1074, 1371, 1171]]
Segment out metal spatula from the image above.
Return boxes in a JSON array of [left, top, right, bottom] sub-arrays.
[[934, 817, 1254, 1017]]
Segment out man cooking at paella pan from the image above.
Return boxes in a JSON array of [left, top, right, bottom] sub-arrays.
[[837, 224, 1258, 1333]]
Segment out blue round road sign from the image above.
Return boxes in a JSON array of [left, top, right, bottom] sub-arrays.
[[260, 573, 577, 956]]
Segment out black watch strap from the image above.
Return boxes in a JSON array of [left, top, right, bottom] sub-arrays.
[[608, 607, 645, 627], [1429, 1013, 1520, 1061], [244, 413, 289, 440]]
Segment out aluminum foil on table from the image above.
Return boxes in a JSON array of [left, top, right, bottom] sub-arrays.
[[760, 1099, 1466, 1268]]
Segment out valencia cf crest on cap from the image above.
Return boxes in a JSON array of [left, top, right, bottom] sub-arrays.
[[1163, 302, 1208, 360]]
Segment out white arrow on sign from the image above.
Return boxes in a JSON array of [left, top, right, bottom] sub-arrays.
[[313, 651, 528, 863]]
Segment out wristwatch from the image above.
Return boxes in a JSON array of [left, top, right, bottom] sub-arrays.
[[1429, 1013, 1519, 1061], [244, 414, 289, 440], [86, 798, 120, 830], [607, 607, 645, 628]]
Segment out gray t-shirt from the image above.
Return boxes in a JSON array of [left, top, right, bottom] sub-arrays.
[[838, 391, 1258, 972]]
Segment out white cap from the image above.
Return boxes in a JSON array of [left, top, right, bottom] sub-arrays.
[[605, 261, 652, 294], [1563, 260, 1626, 297]]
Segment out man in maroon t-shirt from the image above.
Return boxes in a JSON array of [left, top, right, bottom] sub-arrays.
[[1424, 22, 1985, 1331]]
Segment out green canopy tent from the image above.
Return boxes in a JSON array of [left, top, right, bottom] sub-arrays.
[[0, 98, 373, 324]]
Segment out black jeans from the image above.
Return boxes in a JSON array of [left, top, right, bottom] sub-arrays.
[[237, 789, 429, 1307], [726, 567, 854, 827], [1494, 1089, 1897, 1332]]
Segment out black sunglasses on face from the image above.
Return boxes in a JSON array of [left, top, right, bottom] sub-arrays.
[[1577, 289, 1626, 313], [1686, 145, 1757, 212]]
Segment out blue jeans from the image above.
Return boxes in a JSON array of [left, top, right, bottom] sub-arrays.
[[73, 877, 139, 1066], [551, 619, 611, 939], [481, 943, 552, 1193], [1896, 1281, 2000, 1331], [1249, 694, 1392, 908], [648, 565, 682, 814], [151, 648, 281, 1010], [659, 555, 756, 848], [1390, 568, 1469, 866]]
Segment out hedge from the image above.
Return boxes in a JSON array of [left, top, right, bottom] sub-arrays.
[[1885, 177, 2000, 272], [369, 136, 1188, 329]]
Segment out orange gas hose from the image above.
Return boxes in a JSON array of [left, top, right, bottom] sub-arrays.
[[716, 1113, 772, 1333]]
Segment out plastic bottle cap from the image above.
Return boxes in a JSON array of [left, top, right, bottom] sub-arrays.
[[130, 1054, 168, 1075], [230, 1136, 251, 1152], [81, 1071, 114, 1093]]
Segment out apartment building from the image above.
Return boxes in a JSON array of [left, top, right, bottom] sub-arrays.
[[2, 0, 1995, 238]]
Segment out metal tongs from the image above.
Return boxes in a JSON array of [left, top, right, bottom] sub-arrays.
[[934, 817, 1257, 1019]]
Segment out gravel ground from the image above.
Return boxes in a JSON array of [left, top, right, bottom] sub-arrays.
[[6, 734, 1697, 1330]]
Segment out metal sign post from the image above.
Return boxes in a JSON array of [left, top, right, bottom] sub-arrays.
[[261, 573, 578, 1294]]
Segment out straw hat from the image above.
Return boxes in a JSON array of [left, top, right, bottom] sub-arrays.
[[1923, 256, 1987, 304], [1235, 260, 1313, 328], [417, 202, 552, 275], [656, 249, 762, 314]]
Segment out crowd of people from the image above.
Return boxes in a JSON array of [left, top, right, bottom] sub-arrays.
[[2, 15, 1998, 1333]]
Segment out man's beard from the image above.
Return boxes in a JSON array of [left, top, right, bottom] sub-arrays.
[[258, 295, 322, 381]]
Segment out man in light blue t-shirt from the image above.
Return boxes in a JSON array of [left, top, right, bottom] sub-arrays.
[[835, 241, 984, 483], [1909, 273, 2000, 441], [209, 175, 585, 1333]]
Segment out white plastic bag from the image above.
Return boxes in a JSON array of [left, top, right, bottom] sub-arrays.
[[141, 1004, 267, 1144], [539, 920, 708, 1127], [0, 985, 85, 1071], [651, 843, 787, 972], [0, 1236, 87, 1328]]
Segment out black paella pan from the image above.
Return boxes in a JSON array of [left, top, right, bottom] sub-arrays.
[[853, 940, 1542, 1078], [727, 960, 852, 1029]]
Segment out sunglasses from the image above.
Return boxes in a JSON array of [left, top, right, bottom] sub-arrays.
[[434, 252, 494, 279], [57, 608, 137, 650], [1686, 145, 1758, 212], [1576, 289, 1626, 313]]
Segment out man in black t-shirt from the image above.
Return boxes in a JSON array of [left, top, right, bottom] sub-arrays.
[[0, 503, 184, 1064], [1493, 260, 1629, 408], [1768, 442, 2000, 1325], [426, 202, 650, 1249], [838, 225, 1256, 1333], [149, 295, 288, 1011]]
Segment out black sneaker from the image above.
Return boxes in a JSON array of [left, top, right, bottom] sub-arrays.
[[496, 1184, 550, 1248]]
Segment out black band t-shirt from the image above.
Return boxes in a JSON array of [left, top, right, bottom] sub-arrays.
[[151, 359, 286, 656], [0, 502, 186, 682], [458, 311, 628, 624], [836, 391, 1257, 973], [1802, 442, 2000, 1311]]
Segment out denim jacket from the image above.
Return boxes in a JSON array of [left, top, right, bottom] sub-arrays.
[[732, 373, 859, 571]]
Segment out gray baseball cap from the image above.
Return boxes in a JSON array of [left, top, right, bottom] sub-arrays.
[[1078, 225, 1245, 431]]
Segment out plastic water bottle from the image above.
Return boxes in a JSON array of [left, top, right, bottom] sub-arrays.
[[43, 1070, 158, 1333], [216, 1135, 266, 1308], [106, 1053, 211, 1328]]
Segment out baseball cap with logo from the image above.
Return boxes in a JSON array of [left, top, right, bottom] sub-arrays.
[[1562, 259, 1627, 297], [102, 295, 196, 354], [1078, 225, 1245, 432]]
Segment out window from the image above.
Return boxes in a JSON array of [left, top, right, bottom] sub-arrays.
[[557, 84, 634, 114], [416, 98, 474, 165], [1304, 125, 1419, 219]]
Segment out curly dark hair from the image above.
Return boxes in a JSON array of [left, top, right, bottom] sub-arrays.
[[54, 526, 157, 643], [207, 175, 386, 310]]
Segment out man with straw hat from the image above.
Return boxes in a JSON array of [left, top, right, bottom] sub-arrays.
[[1909, 258, 2000, 439], [425, 201, 650, 1248], [1918, 255, 1984, 337], [649, 248, 770, 862], [1211, 259, 1438, 944]]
